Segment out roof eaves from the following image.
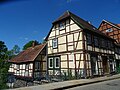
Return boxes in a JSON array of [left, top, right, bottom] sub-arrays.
[[103, 20, 120, 30], [70, 16, 85, 29], [45, 25, 54, 41]]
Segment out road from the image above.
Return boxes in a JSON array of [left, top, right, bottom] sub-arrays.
[[66, 79, 120, 90]]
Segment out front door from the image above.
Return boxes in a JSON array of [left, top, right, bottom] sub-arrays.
[[109, 56, 115, 73], [102, 56, 109, 74]]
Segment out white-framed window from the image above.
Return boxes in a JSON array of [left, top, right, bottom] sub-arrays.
[[17, 65, 20, 70], [49, 58, 53, 68], [59, 22, 65, 30], [106, 28, 113, 32], [55, 57, 60, 68], [52, 38, 58, 48], [26, 64, 29, 70], [25, 71, 29, 76]]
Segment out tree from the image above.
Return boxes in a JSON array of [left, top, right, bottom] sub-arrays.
[[0, 41, 9, 89], [12, 45, 20, 55], [6, 50, 14, 60], [6, 45, 20, 60], [23, 40, 40, 50]]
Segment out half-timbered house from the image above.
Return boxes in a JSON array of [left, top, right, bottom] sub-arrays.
[[98, 20, 120, 71], [8, 43, 47, 82], [98, 20, 120, 43], [45, 11, 116, 79]]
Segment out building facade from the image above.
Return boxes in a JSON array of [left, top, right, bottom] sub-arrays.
[[98, 20, 120, 71], [8, 44, 47, 82], [45, 11, 116, 79]]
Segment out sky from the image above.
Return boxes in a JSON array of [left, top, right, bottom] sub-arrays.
[[0, 0, 120, 50]]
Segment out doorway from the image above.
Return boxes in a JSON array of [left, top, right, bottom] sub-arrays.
[[90, 54, 98, 76], [102, 56, 109, 74]]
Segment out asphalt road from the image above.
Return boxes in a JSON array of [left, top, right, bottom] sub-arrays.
[[66, 79, 120, 90]]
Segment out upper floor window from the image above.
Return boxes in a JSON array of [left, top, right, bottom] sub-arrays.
[[119, 49, 120, 54], [106, 28, 113, 32], [35, 62, 40, 70], [53, 38, 58, 48], [115, 47, 119, 53], [17, 65, 20, 70], [94, 36, 99, 46], [108, 41, 113, 49], [101, 39, 106, 48], [110, 42, 114, 50], [86, 33, 92, 45], [59, 22, 65, 30]]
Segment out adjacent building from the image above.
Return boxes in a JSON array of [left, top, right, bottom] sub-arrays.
[[8, 44, 47, 81], [98, 20, 120, 71]]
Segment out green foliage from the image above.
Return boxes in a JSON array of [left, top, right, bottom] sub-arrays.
[[62, 69, 76, 81], [6, 45, 20, 60], [116, 65, 120, 73], [68, 69, 76, 80], [12, 45, 20, 55], [0, 41, 10, 89], [23, 40, 40, 50]]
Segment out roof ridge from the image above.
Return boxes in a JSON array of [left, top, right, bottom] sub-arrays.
[[9, 43, 47, 63], [32, 43, 46, 61], [52, 11, 71, 23], [69, 11, 97, 29]]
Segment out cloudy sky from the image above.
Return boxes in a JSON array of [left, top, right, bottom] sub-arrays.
[[0, 0, 120, 50]]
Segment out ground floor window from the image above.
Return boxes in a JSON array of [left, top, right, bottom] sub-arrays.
[[55, 57, 60, 68], [49, 58, 53, 68], [48, 57, 60, 69], [24, 71, 29, 76], [48, 56, 60, 75]]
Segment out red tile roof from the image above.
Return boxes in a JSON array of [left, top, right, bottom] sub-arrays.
[[9, 44, 46, 63], [117, 24, 120, 27]]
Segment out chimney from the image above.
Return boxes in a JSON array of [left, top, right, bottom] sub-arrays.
[[87, 21, 92, 25], [32, 41, 35, 47], [88, 21, 92, 24]]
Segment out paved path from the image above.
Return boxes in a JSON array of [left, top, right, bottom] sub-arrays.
[[66, 78, 120, 90], [9, 74, 120, 90]]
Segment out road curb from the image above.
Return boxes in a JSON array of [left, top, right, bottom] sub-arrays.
[[52, 75, 120, 90]]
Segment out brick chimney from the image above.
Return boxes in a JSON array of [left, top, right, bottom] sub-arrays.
[[32, 41, 35, 47]]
